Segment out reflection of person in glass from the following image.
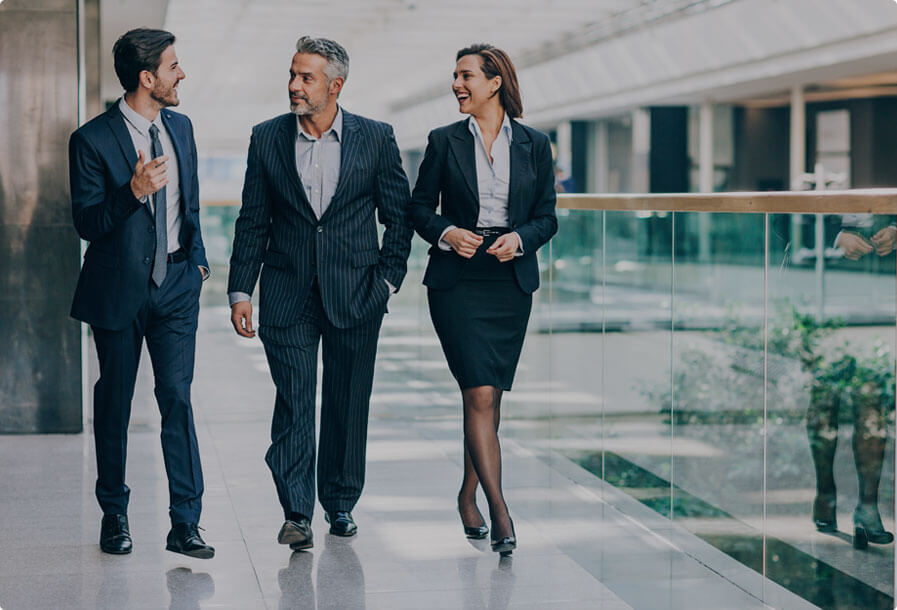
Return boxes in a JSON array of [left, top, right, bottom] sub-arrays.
[[809, 215, 896, 548], [408, 44, 558, 555]]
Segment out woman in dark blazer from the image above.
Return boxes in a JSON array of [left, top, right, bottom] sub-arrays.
[[408, 44, 557, 555]]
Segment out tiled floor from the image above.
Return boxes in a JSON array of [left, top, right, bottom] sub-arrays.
[[0, 301, 805, 609]]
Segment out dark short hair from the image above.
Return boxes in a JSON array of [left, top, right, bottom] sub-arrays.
[[456, 43, 523, 118], [113, 28, 176, 93]]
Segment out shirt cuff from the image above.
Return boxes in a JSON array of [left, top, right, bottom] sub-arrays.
[[199, 265, 210, 281], [512, 231, 524, 257], [228, 291, 251, 307], [438, 225, 457, 251], [384, 279, 396, 295]]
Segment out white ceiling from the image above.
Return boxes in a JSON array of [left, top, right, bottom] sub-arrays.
[[161, 0, 644, 150], [92, 0, 897, 152]]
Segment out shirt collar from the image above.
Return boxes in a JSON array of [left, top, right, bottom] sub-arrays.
[[468, 113, 513, 143], [297, 106, 343, 142], [118, 97, 162, 137]]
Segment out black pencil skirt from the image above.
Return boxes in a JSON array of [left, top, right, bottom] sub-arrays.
[[427, 234, 533, 391]]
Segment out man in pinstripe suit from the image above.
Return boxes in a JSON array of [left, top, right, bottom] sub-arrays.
[[227, 36, 412, 550]]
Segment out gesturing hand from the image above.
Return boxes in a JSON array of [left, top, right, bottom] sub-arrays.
[[130, 150, 170, 200], [835, 231, 874, 261], [486, 232, 520, 262], [870, 227, 897, 257], [231, 301, 256, 338], [444, 228, 483, 259]]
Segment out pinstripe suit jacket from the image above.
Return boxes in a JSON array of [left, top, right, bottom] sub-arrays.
[[227, 110, 412, 329], [408, 118, 558, 293]]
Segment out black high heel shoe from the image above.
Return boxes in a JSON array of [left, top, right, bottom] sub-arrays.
[[457, 501, 488, 539], [812, 494, 837, 532], [490, 518, 516, 556], [853, 505, 894, 550]]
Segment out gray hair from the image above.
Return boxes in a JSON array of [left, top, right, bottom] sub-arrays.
[[295, 36, 349, 81]]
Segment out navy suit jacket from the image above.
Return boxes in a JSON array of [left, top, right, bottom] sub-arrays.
[[227, 111, 413, 329], [408, 118, 558, 293], [69, 101, 208, 331]]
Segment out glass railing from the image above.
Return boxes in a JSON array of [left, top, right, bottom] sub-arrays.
[[198, 189, 896, 609], [538, 191, 896, 610]]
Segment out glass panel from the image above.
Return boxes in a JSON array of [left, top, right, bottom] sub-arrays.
[[765, 212, 895, 610], [551, 208, 676, 586], [665, 211, 766, 594]]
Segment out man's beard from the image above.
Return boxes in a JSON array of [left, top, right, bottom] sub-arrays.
[[290, 98, 325, 116], [151, 83, 179, 108]]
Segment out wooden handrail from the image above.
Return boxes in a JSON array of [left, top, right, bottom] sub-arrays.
[[557, 190, 897, 214]]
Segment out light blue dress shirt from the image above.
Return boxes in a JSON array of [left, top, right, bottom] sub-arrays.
[[296, 108, 342, 219], [229, 107, 392, 307], [119, 97, 182, 253]]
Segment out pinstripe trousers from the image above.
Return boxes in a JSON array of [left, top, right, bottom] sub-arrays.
[[258, 280, 383, 519]]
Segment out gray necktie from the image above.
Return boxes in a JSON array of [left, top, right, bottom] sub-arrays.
[[149, 124, 168, 287]]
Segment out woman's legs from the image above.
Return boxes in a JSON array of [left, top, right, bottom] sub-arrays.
[[458, 390, 503, 528], [462, 385, 512, 539]]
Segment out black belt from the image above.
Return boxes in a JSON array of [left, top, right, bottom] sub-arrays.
[[166, 248, 187, 263], [472, 227, 509, 237]]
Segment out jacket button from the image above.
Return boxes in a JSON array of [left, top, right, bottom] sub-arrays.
[[317, 226, 323, 233], [143, 257, 151, 264], [148, 227, 155, 233]]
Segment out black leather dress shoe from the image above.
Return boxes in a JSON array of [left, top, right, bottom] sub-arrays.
[[278, 519, 314, 551], [325, 511, 357, 537], [100, 514, 132, 554], [166, 523, 215, 559]]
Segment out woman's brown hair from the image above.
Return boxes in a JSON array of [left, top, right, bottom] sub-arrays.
[[456, 43, 523, 118]]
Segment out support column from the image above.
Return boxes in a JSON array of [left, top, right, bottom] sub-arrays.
[[789, 85, 806, 252], [0, 0, 86, 432], [594, 120, 609, 193], [697, 100, 714, 262]]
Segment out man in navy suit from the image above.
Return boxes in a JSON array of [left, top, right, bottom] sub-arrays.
[[69, 28, 213, 558], [228, 36, 412, 550]]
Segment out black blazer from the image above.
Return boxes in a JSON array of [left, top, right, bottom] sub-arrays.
[[408, 118, 557, 293], [227, 111, 413, 329], [69, 101, 208, 330]]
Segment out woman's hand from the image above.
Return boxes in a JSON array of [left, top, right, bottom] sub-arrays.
[[835, 231, 873, 261], [871, 226, 897, 257], [486, 232, 520, 262], [444, 228, 483, 259]]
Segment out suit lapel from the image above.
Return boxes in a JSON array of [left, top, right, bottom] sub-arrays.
[[323, 110, 360, 221], [105, 102, 152, 217], [508, 120, 532, 225], [160, 110, 189, 210], [448, 121, 479, 204], [276, 115, 316, 221]]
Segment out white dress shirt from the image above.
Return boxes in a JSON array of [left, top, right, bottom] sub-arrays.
[[439, 113, 523, 254]]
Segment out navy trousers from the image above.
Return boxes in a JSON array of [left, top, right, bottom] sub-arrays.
[[91, 258, 204, 525], [259, 280, 383, 520]]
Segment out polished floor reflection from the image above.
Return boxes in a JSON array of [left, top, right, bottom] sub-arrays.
[[0, 300, 811, 609]]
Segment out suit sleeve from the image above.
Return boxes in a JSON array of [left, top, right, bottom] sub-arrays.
[[407, 131, 454, 246], [186, 117, 209, 269], [69, 130, 143, 242], [513, 133, 558, 253], [374, 124, 414, 292], [227, 130, 270, 295]]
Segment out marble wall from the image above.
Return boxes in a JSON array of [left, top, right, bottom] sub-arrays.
[[0, 0, 84, 432]]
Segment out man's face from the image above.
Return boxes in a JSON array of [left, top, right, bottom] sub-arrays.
[[150, 45, 185, 108], [289, 52, 341, 116]]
